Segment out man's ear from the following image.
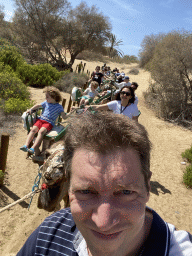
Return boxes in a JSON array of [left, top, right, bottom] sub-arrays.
[[148, 171, 152, 193]]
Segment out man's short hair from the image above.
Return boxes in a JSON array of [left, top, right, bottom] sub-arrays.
[[131, 82, 139, 89], [63, 111, 152, 191]]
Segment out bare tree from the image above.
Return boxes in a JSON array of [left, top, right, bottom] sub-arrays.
[[145, 30, 192, 121], [62, 2, 111, 66], [0, 4, 5, 22], [12, 0, 112, 69], [139, 33, 165, 68], [12, 0, 71, 66]]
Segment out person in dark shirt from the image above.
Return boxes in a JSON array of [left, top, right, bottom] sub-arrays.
[[90, 66, 104, 86], [17, 112, 192, 256]]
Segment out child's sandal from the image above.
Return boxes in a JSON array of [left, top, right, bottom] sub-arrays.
[[28, 148, 35, 155], [20, 145, 28, 152]]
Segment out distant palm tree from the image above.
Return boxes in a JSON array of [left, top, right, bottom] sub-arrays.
[[108, 34, 124, 58]]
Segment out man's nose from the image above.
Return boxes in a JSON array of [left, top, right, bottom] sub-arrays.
[[91, 200, 119, 231]]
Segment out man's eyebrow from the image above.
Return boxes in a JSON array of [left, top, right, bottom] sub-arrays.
[[116, 183, 141, 189], [71, 180, 99, 188]]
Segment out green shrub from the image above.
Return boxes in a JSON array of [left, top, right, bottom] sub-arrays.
[[0, 170, 4, 186], [2, 98, 33, 114], [16, 63, 68, 88], [0, 61, 15, 74], [129, 68, 139, 75], [0, 72, 30, 100], [54, 72, 89, 93], [0, 39, 25, 71], [182, 146, 192, 163], [16, 63, 32, 84], [183, 165, 192, 188]]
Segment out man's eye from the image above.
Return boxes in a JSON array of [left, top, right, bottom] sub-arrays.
[[122, 190, 132, 195], [114, 190, 133, 196], [78, 190, 98, 195], [80, 190, 91, 194]]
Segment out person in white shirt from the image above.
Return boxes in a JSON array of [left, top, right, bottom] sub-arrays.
[[115, 75, 131, 89], [116, 71, 125, 83], [114, 81, 139, 105], [79, 81, 99, 106], [90, 85, 139, 121]]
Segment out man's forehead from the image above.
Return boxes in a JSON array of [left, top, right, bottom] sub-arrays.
[[70, 148, 145, 190], [73, 147, 139, 160], [71, 148, 142, 175]]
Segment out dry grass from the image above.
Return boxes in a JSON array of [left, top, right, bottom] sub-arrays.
[[0, 110, 21, 137]]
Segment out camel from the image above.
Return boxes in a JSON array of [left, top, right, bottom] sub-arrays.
[[37, 142, 69, 212]]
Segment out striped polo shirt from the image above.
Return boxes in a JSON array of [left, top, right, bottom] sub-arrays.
[[40, 101, 64, 126], [17, 207, 192, 256]]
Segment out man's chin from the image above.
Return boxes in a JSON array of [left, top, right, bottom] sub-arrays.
[[85, 230, 126, 256]]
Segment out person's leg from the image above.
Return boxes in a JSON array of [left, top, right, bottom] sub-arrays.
[[80, 98, 85, 106], [25, 125, 39, 148], [84, 99, 90, 105], [29, 127, 48, 156]]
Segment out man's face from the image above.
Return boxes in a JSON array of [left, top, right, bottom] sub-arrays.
[[96, 67, 100, 72], [131, 84, 137, 91], [69, 148, 150, 255]]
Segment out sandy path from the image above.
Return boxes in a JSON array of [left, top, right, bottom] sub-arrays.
[[1, 60, 192, 255]]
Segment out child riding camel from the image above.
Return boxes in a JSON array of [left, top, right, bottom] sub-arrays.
[[20, 86, 67, 156], [78, 81, 100, 106]]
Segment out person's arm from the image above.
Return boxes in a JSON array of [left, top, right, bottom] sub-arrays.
[[134, 95, 138, 105], [116, 74, 121, 79], [61, 111, 68, 119], [88, 104, 109, 111], [100, 91, 108, 96], [26, 104, 42, 114], [132, 105, 139, 122], [78, 87, 84, 95], [79, 88, 88, 96], [132, 116, 138, 122], [114, 82, 122, 89], [95, 91, 100, 97], [91, 72, 95, 79]]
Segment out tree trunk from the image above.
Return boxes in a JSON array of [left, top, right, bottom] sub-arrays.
[[51, 59, 72, 71], [68, 52, 79, 68], [180, 72, 189, 107]]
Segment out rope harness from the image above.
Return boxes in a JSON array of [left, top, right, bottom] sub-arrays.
[[0, 147, 65, 213], [0, 165, 46, 213], [28, 165, 44, 210]]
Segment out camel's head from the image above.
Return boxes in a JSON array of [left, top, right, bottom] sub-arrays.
[[43, 144, 66, 186]]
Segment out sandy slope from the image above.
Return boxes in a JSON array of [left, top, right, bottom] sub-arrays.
[[1, 59, 192, 255]]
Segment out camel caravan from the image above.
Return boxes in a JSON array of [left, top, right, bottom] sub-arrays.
[[19, 64, 140, 212]]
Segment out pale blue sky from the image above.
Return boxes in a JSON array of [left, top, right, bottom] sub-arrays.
[[1, 0, 192, 57]]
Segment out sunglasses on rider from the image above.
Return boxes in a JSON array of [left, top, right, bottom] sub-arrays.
[[120, 91, 131, 96]]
